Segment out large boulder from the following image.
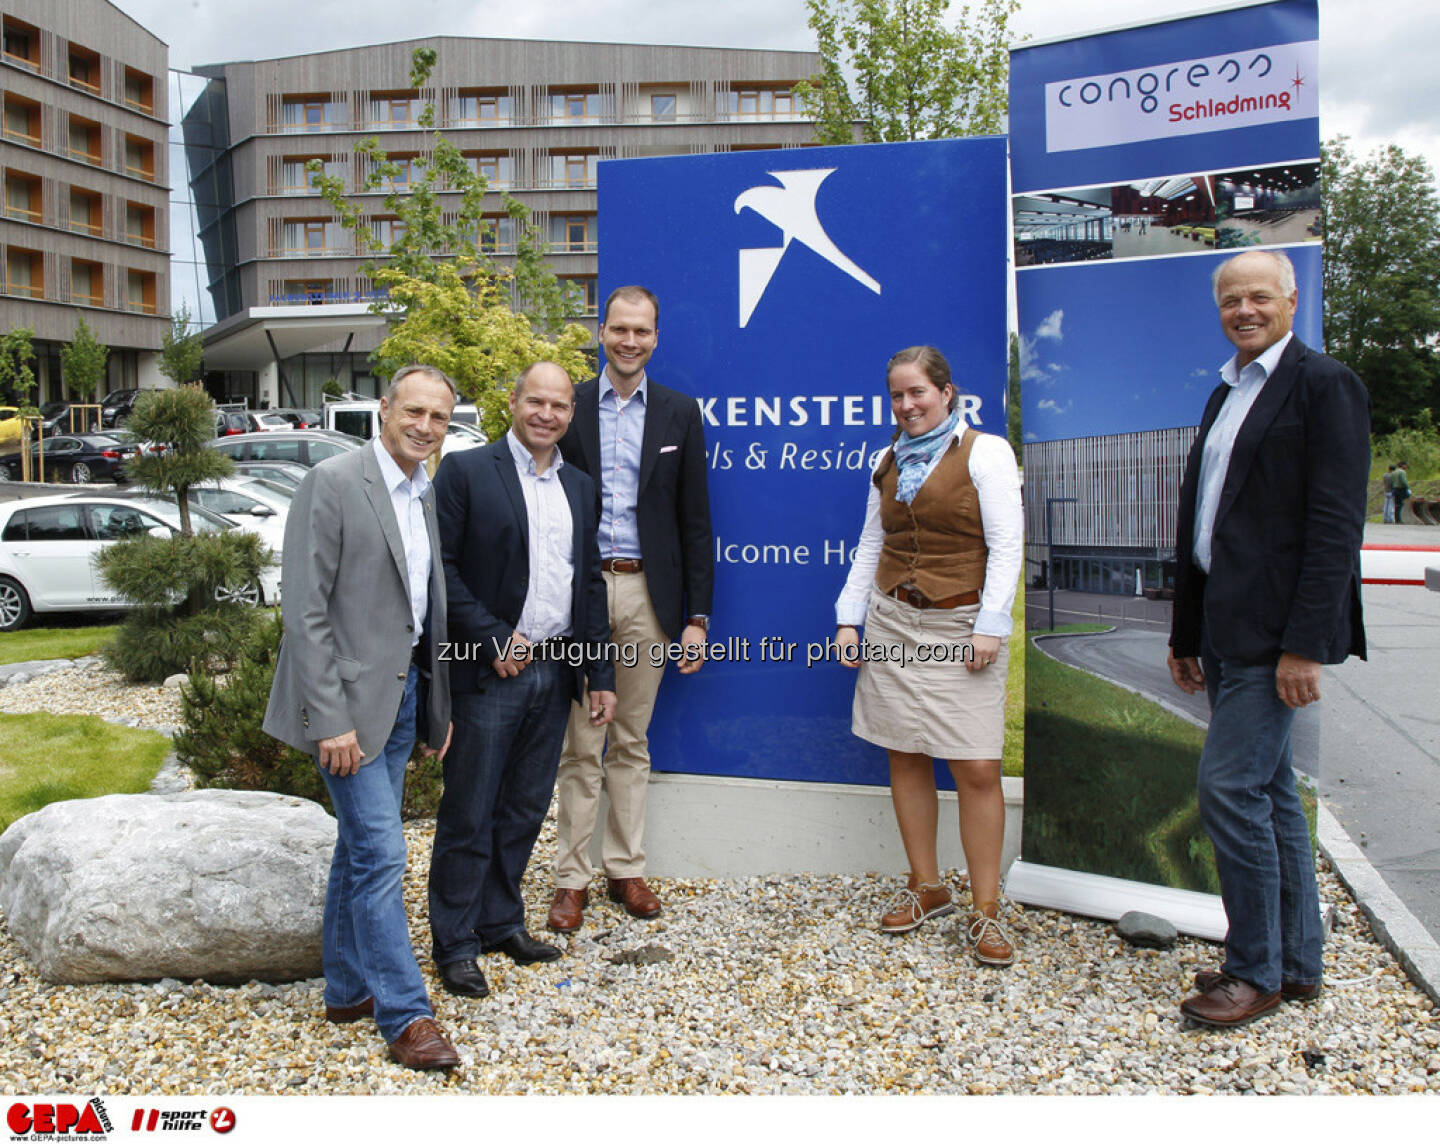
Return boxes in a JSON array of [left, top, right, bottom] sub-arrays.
[[0, 791, 335, 984]]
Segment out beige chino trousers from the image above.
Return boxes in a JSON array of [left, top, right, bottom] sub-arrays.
[[554, 569, 667, 887]]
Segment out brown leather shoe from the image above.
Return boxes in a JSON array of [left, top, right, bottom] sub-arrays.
[[548, 887, 587, 933], [966, 905, 1016, 967], [387, 1017, 460, 1071], [1193, 969, 1321, 1002], [879, 874, 954, 933], [607, 876, 662, 919], [1180, 974, 1281, 1028], [324, 996, 374, 1024]]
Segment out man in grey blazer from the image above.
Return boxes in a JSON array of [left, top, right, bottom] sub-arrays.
[[264, 364, 460, 1071]]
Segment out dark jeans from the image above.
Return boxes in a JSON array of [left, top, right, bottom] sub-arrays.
[[428, 659, 571, 964], [1198, 643, 1324, 993]]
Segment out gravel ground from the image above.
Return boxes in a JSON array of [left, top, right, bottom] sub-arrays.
[[0, 662, 1437, 1095]]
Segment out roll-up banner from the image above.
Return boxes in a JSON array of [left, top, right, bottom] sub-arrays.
[[596, 138, 1007, 800], [1008, 0, 1323, 937]]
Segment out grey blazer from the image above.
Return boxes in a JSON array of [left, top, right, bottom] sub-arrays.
[[263, 443, 451, 762]]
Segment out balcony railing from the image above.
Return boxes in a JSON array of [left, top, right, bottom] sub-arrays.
[[69, 147, 103, 167], [124, 231, 156, 249], [123, 298, 157, 314], [5, 127, 41, 147], [2, 50, 40, 73], [124, 164, 156, 182], [124, 96, 154, 115], [72, 291, 103, 307], [3, 204, 40, 223], [3, 281, 43, 298], [68, 76, 101, 95], [70, 218, 103, 236]]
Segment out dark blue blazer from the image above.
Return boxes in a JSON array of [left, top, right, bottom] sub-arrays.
[[559, 377, 714, 639], [1170, 337, 1369, 665], [434, 438, 615, 699]]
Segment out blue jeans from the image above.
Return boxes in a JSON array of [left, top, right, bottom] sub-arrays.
[[428, 659, 571, 964], [1198, 646, 1323, 993], [316, 664, 432, 1042]]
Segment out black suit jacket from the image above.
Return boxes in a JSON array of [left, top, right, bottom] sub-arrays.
[[559, 376, 714, 640], [1170, 336, 1369, 665], [434, 438, 616, 699]]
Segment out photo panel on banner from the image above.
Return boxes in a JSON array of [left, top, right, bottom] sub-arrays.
[[1009, 0, 1322, 933], [597, 138, 1008, 789]]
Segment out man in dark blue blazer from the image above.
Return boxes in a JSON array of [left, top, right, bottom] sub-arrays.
[[1169, 250, 1369, 1029], [427, 361, 616, 999], [547, 286, 714, 933]]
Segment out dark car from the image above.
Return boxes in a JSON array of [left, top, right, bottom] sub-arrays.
[[204, 429, 362, 468], [215, 408, 251, 437], [0, 433, 140, 484], [100, 388, 142, 428], [37, 402, 99, 437], [268, 407, 322, 430]]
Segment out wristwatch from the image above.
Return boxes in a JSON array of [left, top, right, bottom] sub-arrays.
[[686, 614, 710, 632]]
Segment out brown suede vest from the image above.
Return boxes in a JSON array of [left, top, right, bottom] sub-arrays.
[[872, 429, 988, 598]]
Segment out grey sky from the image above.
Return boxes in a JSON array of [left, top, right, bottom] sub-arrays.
[[116, 0, 1439, 172]]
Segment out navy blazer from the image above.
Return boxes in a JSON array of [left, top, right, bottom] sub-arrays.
[[559, 377, 714, 639], [1170, 337, 1369, 665], [434, 438, 615, 699]]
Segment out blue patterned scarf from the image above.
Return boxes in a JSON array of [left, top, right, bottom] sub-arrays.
[[893, 410, 959, 504]]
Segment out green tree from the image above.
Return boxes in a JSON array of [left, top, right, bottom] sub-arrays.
[[1007, 331, 1022, 456], [59, 313, 108, 401], [0, 328, 38, 412], [310, 48, 589, 426], [796, 0, 1019, 144], [159, 303, 205, 385], [1322, 136, 1440, 432], [96, 385, 271, 681]]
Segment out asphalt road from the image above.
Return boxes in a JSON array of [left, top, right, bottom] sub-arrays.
[[1026, 582, 1440, 946]]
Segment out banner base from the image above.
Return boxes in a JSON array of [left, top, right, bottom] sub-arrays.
[[1004, 858, 1227, 940]]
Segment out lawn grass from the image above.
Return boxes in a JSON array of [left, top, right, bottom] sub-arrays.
[[0, 622, 119, 665], [0, 713, 169, 831], [1002, 587, 1025, 776]]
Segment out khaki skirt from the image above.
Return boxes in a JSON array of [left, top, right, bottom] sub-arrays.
[[851, 586, 1009, 760]]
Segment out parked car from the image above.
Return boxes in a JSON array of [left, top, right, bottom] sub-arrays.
[[205, 429, 362, 468], [248, 411, 293, 432], [184, 476, 292, 526], [324, 398, 480, 441], [0, 406, 22, 446], [0, 494, 280, 630], [100, 388, 142, 428], [230, 459, 310, 488], [101, 486, 287, 571], [267, 408, 322, 430], [0, 433, 140, 484]]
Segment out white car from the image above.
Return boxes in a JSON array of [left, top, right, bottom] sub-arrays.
[[0, 493, 280, 631]]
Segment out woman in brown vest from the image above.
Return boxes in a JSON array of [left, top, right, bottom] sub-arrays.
[[834, 346, 1023, 965]]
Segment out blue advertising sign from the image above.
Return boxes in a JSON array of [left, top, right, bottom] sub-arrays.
[[598, 138, 1009, 785]]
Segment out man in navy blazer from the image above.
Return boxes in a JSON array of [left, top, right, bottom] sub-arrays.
[[427, 361, 616, 999], [547, 285, 715, 933], [1169, 250, 1369, 1029]]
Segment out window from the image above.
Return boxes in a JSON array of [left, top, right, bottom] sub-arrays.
[[560, 277, 598, 317], [369, 93, 419, 129], [371, 217, 406, 247], [478, 215, 516, 253], [91, 504, 156, 541], [4, 94, 42, 147], [454, 90, 512, 127], [383, 156, 416, 190], [125, 269, 156, 314], [464, 153, 513, 190], [279, 279, 333, 305], [5, 247, 43, 298], [650, 93, 677, 122], [123, 135, 155, 181], [70, 187, 102, 235], [550, 153, 598, 188], [279, 157, 336, 194], [281, 95, 344, 133], [125, 202, 155, 248], [4, 171, 41, 223], [68, 115, 101, 164], [551, 91, 603, 123], [70, 259, 103, 306], [281, 219, 341, 256], [549, 214, 595, 253], [124, 68, 155, 114], [24, 506, 89, 542], [68, 45, 101, 94], [2, 17, 40, 70], [721, 88, 798, 120]]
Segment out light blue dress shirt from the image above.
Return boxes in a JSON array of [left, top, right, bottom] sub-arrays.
[[506, 429, 574, 640], [596, 369, 647, 560], [1193, 331, 1293, 573]]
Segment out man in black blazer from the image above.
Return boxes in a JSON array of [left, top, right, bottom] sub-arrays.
[[546, 285, 715, 933], [1168, 250, 1369, 1029], [427, 361, 616, 999]]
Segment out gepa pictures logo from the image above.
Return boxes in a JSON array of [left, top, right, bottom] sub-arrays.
[[7, 1100, 111, 1139], [1043, 38, 1318, 154]]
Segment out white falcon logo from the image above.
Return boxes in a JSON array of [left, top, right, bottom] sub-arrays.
[[733, 168, 881, 328]]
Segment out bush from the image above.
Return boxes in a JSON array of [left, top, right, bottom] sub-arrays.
[[176, 613, 443, 819], [1375, 409, 1440, 481]]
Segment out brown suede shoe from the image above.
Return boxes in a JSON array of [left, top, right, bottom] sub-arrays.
[[966, 905, 1016, 967], [879, 874, 954, 933], [387, 1017, 459, 1071], [547, 887, 587, 933], [1180, 974, 1281, 1028], [607, 876, 662, 919], [324, 996, 374, 1024], [1193, 969, 1321, 1002]]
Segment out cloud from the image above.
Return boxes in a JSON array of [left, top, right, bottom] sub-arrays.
[[1034, 309, 1064, 341], [1036, 398, 1071, 415], [1190, 368, 1210, 378]]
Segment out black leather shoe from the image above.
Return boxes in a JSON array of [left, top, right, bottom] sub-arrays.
[[438, 958, 491, 997], [482, 929, 563, 965]]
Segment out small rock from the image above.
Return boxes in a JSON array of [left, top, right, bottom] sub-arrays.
[[1114, 911, 1178, 949], [162, 673, 187, 689], [607, 944, 674, 966]]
